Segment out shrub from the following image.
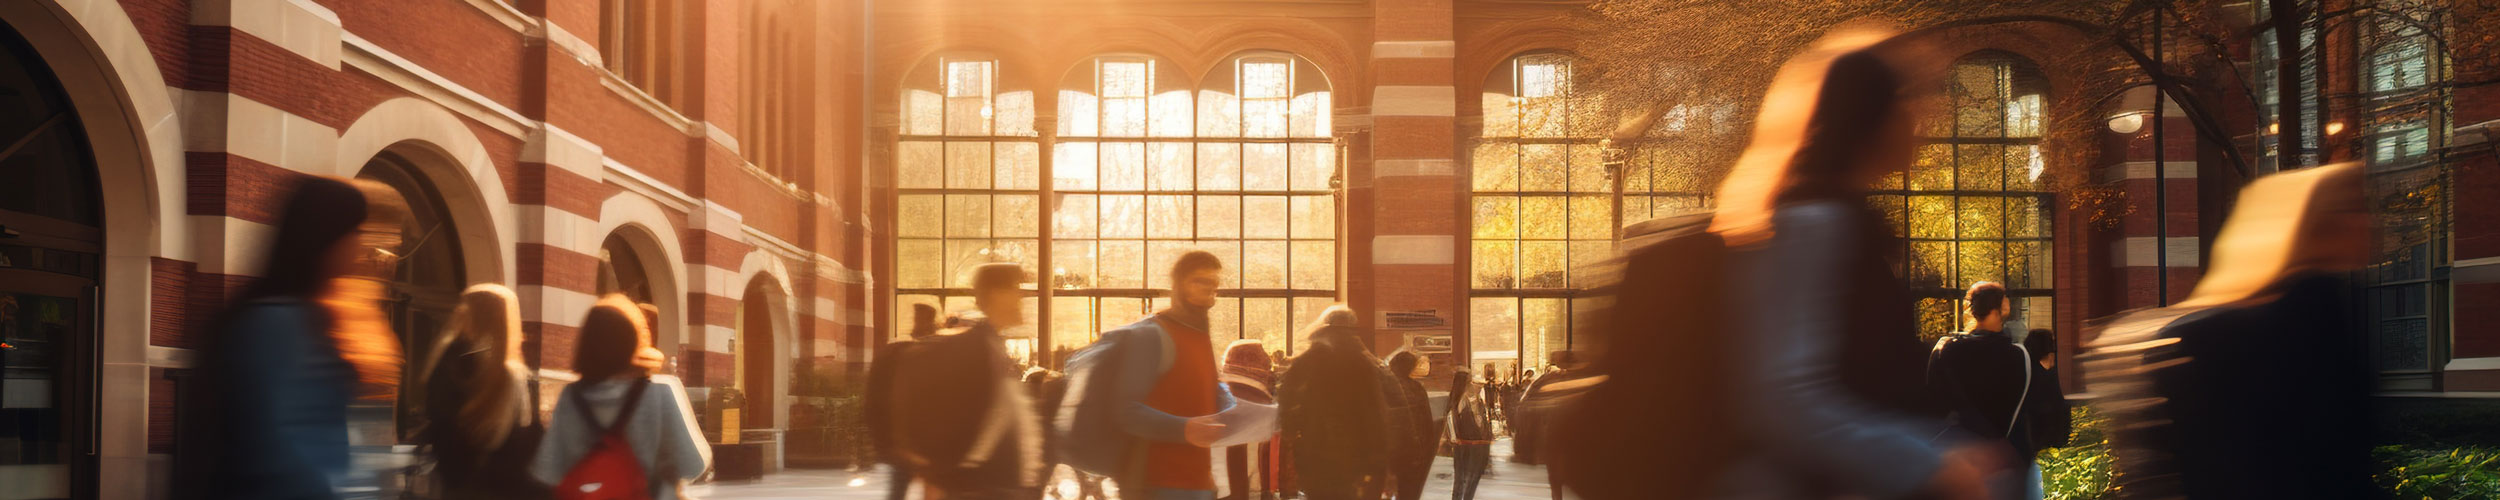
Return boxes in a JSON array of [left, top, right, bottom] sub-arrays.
[[2039, 405, 2113, 500], [2376, 445, 2500, 499]]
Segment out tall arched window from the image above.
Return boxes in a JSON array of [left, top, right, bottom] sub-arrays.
[[893, 55, 1042, 342], [601, 0, 690, 108], [1869, 52, 2055, 339], [1469, 53, 1609, 373], [1049, 54, 1338, 360]]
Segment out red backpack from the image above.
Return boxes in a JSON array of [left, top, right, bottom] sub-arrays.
[[555, 378, 653, 500]]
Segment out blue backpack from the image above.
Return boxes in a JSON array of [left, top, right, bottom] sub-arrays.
[[1050, 319, 1173, 477]]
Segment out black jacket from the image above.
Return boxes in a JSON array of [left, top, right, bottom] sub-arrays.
[[1928, 329, 2032, 444]]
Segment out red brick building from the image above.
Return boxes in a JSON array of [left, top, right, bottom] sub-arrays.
[[1, 0, 2494, 498]]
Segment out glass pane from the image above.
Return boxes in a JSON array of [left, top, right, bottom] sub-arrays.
[[1289, 91, 1330, 139], [1909, 145, 1953, 191], [1473, 143, 1519, 191], [1570, 195, 1612, 240], [2006, 241, 2041, 289], [1099, 241, 1145, 288], [1198, 90, 1241, 138], [1474, 241, 1516, 289], [2008, 197, 2045, 238], [1956, 145, 2005, 191], [898, 195, 942, 238], [1869, 195, 1907, 237], [903, 89, 942, 135], [1908, 241, 1951, 289], [1054, 194, 1097, 239], [1245, 144, 1289, 191], [1054, 142, 1097, 189], [1198, 143, 1242, 190], [995, 194, 1039, 238], [1149, 143, 1194, 191], [1100, 195, 1144, 238], [1292, 143, 1335, 190], [1956, 197, 2005, 239], [1473, 196, 1518, 239], [1198, 195, 1242, 239], [1290, 298, 1336, 354], [936, 144, 988, 193], [899, 140, 942, 189], [1520, 196, 1568, 240], [1523, 298, 1570, 369], [1956, 241, 2005, 288], [1059, 89, 1098, 137], [2005, 145, 2044, 191], [1052, 297, 1097, 351], [1244, 298, 1290, 357], [1209, 297, 1241, 345], [1147, 195, 1193, 239], [1917, 297, 1959, 340], [1518, 241, 1567, 288], [1908, 195, 1953, 239], [997, 91, 1036, 136], [1290, 196, 1334, 239], [897, 239, 943, 288], [1101, 297, 1147, 326], [1470, 297, 1521, 359], [944, 240, 994, 287], [1520, 144, 1567, 192], [995, 141, 1040, 190], [1101, 142, 1146, 190], [1245, 98, 1288, 138], [945, 195, 991, 238], [1291, 241, 1333, 290], [1243, 196, 1289, 239], [1243, 241, 1288, 289], [1953, 63, 2006, 137], [1568, 145, 1606, 193], [1151, 90, 1193, 138], [1051, 241, 1096, 289], [1104, 97, 1147, 137]]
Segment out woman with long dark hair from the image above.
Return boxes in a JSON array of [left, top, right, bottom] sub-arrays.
[[532, 295, 710, 498], [417, 284, 549, 499], [1708, 27, 1997, 500], [180, 176, 407, 500]]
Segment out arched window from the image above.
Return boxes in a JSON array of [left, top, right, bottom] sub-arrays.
[[1049, 54, 1338, 360], [600, 0, 690, 108], [1868, 52, 2054, 339], [1469, 53, 1609, 373], [893, 54, 1042, 343]]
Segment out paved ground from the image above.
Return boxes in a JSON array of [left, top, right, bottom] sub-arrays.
[[693, 439, 1558, 500]]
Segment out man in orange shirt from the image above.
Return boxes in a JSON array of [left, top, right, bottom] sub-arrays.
[[1103, 251, 1235, 500]]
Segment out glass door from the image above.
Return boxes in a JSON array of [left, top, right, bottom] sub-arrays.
[[0, 268, 97, 500]]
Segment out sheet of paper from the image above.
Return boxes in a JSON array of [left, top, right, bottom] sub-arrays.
[[1208, 402, 1278, 447]]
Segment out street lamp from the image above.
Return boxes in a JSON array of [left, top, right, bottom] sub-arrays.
[[2105, 85, 2157, 134]]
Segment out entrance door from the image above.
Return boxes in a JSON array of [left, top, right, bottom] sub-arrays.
[[0, 267, 98, 500]]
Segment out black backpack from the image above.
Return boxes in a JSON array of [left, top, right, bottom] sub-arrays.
[[1547, 212, 1745, 500]]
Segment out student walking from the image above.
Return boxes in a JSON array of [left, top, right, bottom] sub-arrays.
[[532, 296, 710, 499], [1444, 371, 1495, 500], [416, 284, 549, 499]]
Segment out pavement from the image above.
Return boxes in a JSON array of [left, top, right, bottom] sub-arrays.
[[693, 438, 1558, 500]]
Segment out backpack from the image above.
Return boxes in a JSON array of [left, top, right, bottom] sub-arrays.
[[1051, 319, 1174, 477], [1546, 212, 1745, 500], [1926, 335, 2032, 439], [554, 378, 653, 500]]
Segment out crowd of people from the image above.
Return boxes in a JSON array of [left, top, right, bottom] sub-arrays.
[[167, 22, 2377, 500]]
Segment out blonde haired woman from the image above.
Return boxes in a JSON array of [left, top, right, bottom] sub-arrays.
[[418, 284, 550, 498]]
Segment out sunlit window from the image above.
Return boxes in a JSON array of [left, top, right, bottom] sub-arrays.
[[1470, 53, 1611, 374], [1047, 54, 1339, 362], [1870, 52, 2055, 340], [894, 55, 1042, 342], [600, 0, 690, 109]]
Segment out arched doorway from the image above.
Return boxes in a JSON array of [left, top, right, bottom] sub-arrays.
[[733, 278, 782, 431], [355, 151, 469, 443], [0, 20, 104, 500]]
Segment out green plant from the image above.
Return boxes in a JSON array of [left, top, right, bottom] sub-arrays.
[[2376, 445, 2500, 499], [2039, 405, 2114, 500]]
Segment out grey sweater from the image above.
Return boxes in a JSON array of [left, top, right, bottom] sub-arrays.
[[532, 375, 711, 498]]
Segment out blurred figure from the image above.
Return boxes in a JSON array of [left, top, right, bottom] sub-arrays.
[[417, 284, 550, 499], [533, 295, 710, 499], [178, 176, 406, 500], [1277, 306, 1392, 500], [1509, 351, 1582, 466], [1444, 370, 1495, 500], [1384, 351, 1435, 500], [2085, 162, 2373, 499], [870, 302, 948, 500], [634, 303, 668, 375], [1704, 27, 1997, 500], [1925, 282, 2029, 499], [911, 303, 942, 340], [1052, 253, 1239, 500], [2017, 329, 2070, 500], [873, 263, 1046, 499], [1219, 340, 1277, 500]]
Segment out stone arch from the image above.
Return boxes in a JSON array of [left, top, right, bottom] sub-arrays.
[[597, 193, 691, 359], [731, 251, 798, 431], [338, 97, 517, 286], [3, 2, 187, 497]]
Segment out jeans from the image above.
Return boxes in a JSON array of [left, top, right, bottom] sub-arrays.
[[2025, 462, 2044, 500], [1452, 444, 1491, 500]]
